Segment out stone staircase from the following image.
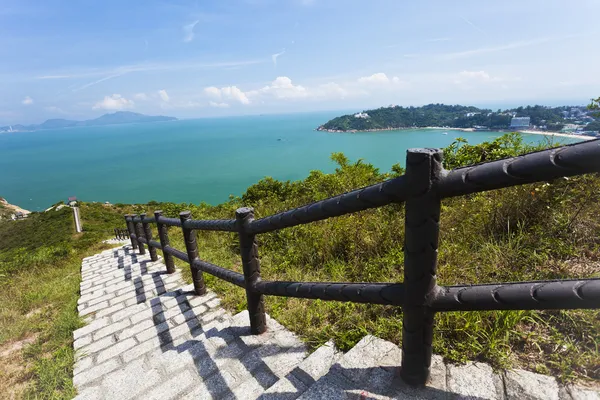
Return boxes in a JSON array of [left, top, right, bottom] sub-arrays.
[[73, 246, 599, 400]]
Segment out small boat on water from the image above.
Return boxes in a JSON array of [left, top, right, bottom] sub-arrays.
[[442, 132, 448, 135]]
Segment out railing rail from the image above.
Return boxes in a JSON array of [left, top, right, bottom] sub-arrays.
[[113, 228, 130, 240], [123, 138, 600, 386]]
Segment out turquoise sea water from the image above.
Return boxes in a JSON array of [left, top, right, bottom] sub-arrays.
[[0, 111, 582, 211]]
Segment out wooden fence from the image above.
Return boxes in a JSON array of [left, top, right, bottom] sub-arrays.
[[113, 228, 130, 240], [124, 140, 600, 386]]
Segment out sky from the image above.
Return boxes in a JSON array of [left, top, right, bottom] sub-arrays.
[[0, 0, 598, 124]]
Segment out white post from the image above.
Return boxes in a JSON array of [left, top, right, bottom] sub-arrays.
[[73, 206, 83, 233]]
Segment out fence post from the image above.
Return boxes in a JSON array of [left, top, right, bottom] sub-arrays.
[[125, 215, 138, 250], [133, 214, 146, 255], [179, 211, 206, 295], [401, 148, 443, 386], [236, 207, 267, 335], [155, 210, 176, 274], [140, 213, 158, 262]]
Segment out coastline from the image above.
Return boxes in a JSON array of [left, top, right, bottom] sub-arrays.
[[316, 126, 475, 133], [317, 126, 597, 141], [519, 129, 595, 141]]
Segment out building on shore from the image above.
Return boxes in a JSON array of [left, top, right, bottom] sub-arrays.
[[11, 212, 25, 221], [510, 117, 531, 130]]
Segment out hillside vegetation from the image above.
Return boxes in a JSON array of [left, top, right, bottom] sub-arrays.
[[319, 103, 587, 131], [143, 133, 600, 385], [0, 202, 135, 398], [1, 133, 599, 398]]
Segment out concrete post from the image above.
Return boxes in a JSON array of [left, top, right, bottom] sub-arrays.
[[180, 211, 206, 295], [154, 210, 176, 274], [236, 207, 267, 335], [401, 148, 443, 386]]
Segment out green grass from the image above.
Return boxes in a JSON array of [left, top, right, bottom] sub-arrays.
[[1, 133, 598, 398], [0, 204, 134, 398], [147, 134, 600, 384]]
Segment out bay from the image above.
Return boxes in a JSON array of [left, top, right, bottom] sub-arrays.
[[0, 111, 581, 211]]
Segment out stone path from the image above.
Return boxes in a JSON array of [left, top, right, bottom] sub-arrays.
[[73, 245, 600, 400]]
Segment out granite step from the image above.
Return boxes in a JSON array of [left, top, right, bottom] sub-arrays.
[[296, 335, 600, 400], [74, 245, 600, 400], [259, 340, 342, 399]]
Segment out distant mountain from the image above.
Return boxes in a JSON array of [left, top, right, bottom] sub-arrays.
[[0, 111, 177, 132]]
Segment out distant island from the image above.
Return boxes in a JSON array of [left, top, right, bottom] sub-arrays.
[[318, 104, 600, 137], [0, 111, 177, 133]]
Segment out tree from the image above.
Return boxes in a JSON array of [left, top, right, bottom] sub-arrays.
[[588, 97, 600, 118]]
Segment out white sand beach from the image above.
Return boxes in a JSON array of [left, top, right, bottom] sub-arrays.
[[520, 130, 596, 141]]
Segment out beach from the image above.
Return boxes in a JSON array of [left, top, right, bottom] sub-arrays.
[[519, 130, 596, 141]]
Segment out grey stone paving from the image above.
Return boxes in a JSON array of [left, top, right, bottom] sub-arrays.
[[73, 245, 600, 399]]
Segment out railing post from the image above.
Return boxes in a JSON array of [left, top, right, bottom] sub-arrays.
[[155, 210, 176, 274], [236, 207, 266, 335], [401, 148, 443, 386], [179, 211, 206, 295], [125, 215, 138, 250], [140, 213, 158, 262], [133, 214, 146, 255]]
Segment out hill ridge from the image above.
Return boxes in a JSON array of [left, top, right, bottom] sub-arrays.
[[0, 111, 177, 133]]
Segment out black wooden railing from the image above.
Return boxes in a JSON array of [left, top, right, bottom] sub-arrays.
[[123, 140, 600, 386], [113, 228, 130, 240]]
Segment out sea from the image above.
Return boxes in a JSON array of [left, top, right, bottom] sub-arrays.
[[0, 111, 582, 212]]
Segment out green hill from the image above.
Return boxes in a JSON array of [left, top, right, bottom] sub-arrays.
[[0, 112, 177, 133], [318, 103, 582, 132]]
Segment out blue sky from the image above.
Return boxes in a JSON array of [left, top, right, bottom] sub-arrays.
[[1, 0, 598, 124]]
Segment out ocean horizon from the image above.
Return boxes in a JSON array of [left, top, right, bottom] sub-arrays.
[[0, 111, 582, 211]]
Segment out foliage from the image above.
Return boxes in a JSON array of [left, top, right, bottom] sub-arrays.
[[588, 96, 600, 118], [442, 132, 542, 169], [0, 203, 133, 398], [160, 133, 600, 383], [2, 132, 599, 397], [586, 120, 600, 132], [320, 103, 587, 132]]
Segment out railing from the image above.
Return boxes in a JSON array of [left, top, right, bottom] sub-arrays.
[[123, 140, 600, 386], [113, 228, 130, 240]]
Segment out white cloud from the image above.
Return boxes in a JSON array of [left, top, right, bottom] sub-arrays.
[[358, 72, 390, 84], [458, 70, 491, 81], [249, 76, 308, 99], [35, 59, 266, 82], [209, 101, 230, 108], [72, 73, 123, 92], [92, 94, 134, 110], [158, 89, 170, 102], [134, 93, 149, 100], [199, 72, 409, 107], [22, 96, 33, 105], [442, 38, 552, 60], [183, 20, 200, 43], [204, 86, 221, 98], [460, 16, 487, 36], [204, 85, 249, 104], [314, 82, 347, 98], [271, 49, 285, 66], [357, 73, 405, 87]]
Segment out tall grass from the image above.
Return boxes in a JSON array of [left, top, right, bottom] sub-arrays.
[[147, 134, 600, 382], [1, 133, 598, 398]]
